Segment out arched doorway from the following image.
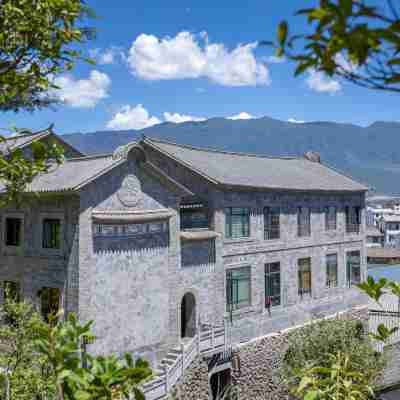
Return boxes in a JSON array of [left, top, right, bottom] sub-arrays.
[[181, 292, 196, 338]]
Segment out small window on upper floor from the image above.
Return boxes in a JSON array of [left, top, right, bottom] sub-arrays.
[[264, 207, 280, 240], [346, 206, 361, 234], [180, 202, 208, 230], [5, 218, 22, 247], [225, 207, 250, 239], [42, 219, 61, 249], [297, 207, 311, 237], [325, 206, 337, 231]]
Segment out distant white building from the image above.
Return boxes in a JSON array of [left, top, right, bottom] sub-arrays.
[[379, 214, 400, 246], [366, 226, 384, 248], [366, 206, 400, 227]]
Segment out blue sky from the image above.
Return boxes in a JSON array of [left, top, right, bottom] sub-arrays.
[[2, 0, 398, 135]]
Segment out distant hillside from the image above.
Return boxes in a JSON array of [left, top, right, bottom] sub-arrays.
[[61, 116, 400, 195]]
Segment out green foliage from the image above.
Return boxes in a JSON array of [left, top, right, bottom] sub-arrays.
[[292, 352, 375, 400], [357, 276, 400, 343], [282, 318, 384, 398], [0, 300, 56, 400], [0, 0, 95, 112], [0, 302, 152, 400], [268, 0, 400, 92], [0, 132, 65, 205]]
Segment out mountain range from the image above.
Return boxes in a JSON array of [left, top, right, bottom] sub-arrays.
[[61, 116, 400, 195]]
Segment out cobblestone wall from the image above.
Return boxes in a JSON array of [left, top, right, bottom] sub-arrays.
[[231, 307, 369, 400], [171, 358, 210, 400]]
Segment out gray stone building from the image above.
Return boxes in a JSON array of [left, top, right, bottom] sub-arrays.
[[0, 130, 369, 397]]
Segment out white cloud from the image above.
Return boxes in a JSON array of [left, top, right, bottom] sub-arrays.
[[227, 112, 255, 120], [306, 69, 341, 94], [163, 112, 206, 124], [265, 55, 286, 64], [89, 47, 125, 65], [288, 118, 306, 124], [127, 32, 270, 87], [107, 104, 161, 130], [53, 70, 111, 108]]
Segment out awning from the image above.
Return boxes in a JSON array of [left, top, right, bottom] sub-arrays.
[[92, 209, 174, 223], [180, 230, 219, 241]]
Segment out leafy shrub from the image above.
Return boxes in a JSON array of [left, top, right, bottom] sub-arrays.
[[282, 318, 385, 396]]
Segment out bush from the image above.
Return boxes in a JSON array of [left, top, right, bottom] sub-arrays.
[[282, 318, 385, 396]]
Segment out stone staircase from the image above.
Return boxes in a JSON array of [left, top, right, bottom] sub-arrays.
[[142, 325, 228, 400]]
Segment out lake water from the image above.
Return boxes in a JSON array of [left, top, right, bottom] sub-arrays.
[[368, 264, 400, 282]]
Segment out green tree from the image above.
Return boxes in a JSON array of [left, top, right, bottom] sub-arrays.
[[269, 0, 400, 93], [0, 0, 94, 112], [0, 0, 94, 203], [0, 300, 152, 400]]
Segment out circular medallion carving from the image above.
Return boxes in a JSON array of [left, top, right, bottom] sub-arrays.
[[117, 175, 142, 207]]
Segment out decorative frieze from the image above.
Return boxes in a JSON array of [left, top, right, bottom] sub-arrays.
[[93, 221, 168, 238]]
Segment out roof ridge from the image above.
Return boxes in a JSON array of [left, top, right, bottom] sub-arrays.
[[144, 136, 300, 160], [1, 128, 50, 140], [66, 153, 114, 162]]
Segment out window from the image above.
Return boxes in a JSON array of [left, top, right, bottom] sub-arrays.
[[346, 206, 361, 233], [297, 207, 311, 237], [42, 219, 61, 249], [226, 267, 251, 310], [346, 251, 361, 286], [40, 287, 60, 323], [264, 207, 280, 240], [5, 218, 22, 246], [3, 281, 20, 303], [225, 207, 250, 239], [298, 258, 312, 297], [265, 262, 281, 306], [180, 203, 208, 230], [325, 206, 337, 231], [326, 254, 338, 288]]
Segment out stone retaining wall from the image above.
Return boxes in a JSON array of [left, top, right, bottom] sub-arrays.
[[231, 306, 369, 400]]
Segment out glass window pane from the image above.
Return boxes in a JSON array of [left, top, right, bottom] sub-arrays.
[[298, 207, 311, 237], [326, 253, 338, 287], [298, 258, 312, 295], [264, 207, 280, 240], [226, 267, 251, 310], [346, 251, 361, 285], [265, 262, 281, 307], [325, 206, 337, 230], [43, 219, 61, 249], [225, 208, 250, 239], [6, 218, 21, 246]]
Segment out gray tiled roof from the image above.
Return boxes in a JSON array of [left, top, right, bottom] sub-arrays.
[[1, 154, 124, 193], [0, 129, 51, 154], [145, 138, 368, 192]]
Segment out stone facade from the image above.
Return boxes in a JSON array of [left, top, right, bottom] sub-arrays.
[[0, 194, 79, 313], [0, 136, 369, 367]]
